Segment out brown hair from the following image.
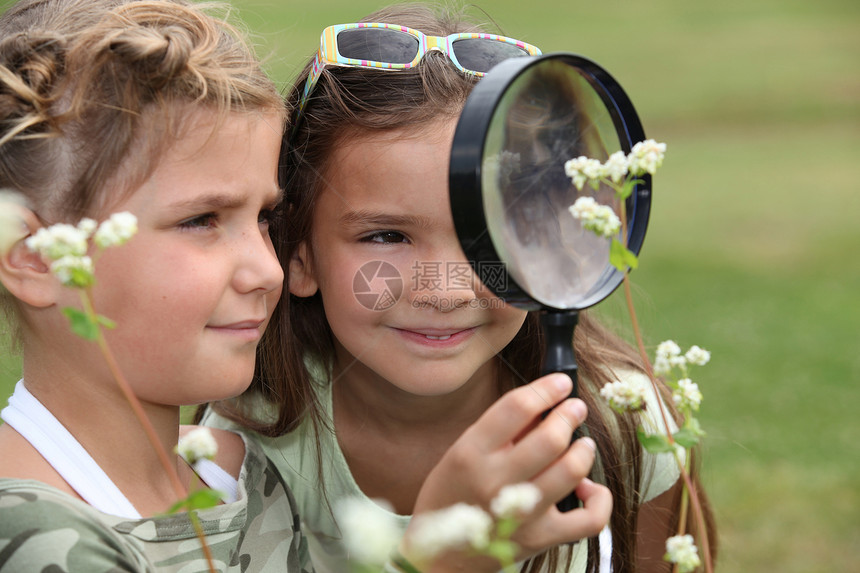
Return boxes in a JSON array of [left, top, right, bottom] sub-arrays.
[[214, 3, 717, 571], [0, 0, 284, 336]]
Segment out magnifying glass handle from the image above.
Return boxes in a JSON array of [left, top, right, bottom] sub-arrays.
[[540, 310, 583, 512]]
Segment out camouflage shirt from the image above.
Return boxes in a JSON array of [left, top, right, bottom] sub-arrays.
[[0, 435, 313, 572]]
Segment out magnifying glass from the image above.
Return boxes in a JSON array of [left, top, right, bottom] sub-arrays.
[[449, 53, 651, 511]]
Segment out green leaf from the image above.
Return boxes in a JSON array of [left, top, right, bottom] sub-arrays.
[[184, 488, 225, 510], [610, 239, 639, 271], [97, 314, 116, 329], [163, 488, 224, 515], [685, 416, 706, 437], [485, 539, 518, 568], [617, 179, 634, 200], [637, 427, 676, 453], [62, 307, 99, 340], [673, 427, 702, 448]]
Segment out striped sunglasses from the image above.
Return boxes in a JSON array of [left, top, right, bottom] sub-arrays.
[[294, 22, 542, 123]]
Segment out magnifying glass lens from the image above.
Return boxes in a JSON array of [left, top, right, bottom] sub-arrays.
[[481, 59, 628, 309]]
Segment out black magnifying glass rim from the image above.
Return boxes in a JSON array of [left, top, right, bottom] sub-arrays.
[[449, 52, 651, 311]]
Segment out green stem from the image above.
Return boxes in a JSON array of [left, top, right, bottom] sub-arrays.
[[79, 289, 216, 573], [188, 475, 217, 571], [676, 452, 691, 538], [80, 290, 186, 498], [613, 175, 713, 573]]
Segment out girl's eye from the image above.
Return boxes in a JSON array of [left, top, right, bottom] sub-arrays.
[[362, 231, 408, 244], [178, 213, 217, 230]]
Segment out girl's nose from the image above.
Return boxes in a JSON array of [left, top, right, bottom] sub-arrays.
[[233, 228, 284, 295], [408, 257, 478, 312]]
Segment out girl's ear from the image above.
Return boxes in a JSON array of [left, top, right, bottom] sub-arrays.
[[0, 209, 59, 308], [288, 241, 319, 297]]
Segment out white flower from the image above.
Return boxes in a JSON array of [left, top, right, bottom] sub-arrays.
[[77, 218, 98, 236], [627, 139, 666, 176], [50, 255, 94, 287], [407, 503, 493, 561], [664, 534, 701, 572], [176, 427, 218, 465], [94, 211, 137, 248], [564, 156, 603, 190], [673, 379, 703, 411], [26, 223, 90, 260], [490, 482, 542, 519], [685, 345, 711, 366], [0, 190, 29, 255], [569, 197, 621, 238], [603, 151, 629, 183], [600, 379, 647, 413], [656, 340, 682, 360], [335, 497, 401, 565]]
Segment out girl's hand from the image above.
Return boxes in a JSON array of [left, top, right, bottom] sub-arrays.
[[403, 373, 612, 570]]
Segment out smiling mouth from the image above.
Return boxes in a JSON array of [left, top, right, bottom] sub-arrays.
[[396, 327, 476, 344]]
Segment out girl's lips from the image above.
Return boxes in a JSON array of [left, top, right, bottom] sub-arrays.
[[395, 327, 476, 347], [207, 320, 265, 342]]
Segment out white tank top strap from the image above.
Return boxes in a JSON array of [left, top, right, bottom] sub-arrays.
[[1, 380, 141, 518], [189, 458, 238, 503], [1, 380, 240, 515]]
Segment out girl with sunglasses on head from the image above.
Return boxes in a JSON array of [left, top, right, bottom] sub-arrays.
[[203, 3, 717, 572], [0, 0, 607, 570]]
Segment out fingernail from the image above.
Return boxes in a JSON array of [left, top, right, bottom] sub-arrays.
[[553, 373, 573, 393], [580, 436, 596, 452], [561, 398, 586, 424]]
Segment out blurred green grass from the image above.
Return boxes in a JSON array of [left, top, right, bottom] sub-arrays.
[[1, 0, 858, 571]]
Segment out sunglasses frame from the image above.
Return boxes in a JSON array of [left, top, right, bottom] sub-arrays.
[[295, 22, 542, 121]]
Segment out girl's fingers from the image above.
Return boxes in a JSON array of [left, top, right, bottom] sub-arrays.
[[503, 398, 586, 479], [465, 373, 574, 451], [514, 478, 613, 554], [528, 434, 597, 510]]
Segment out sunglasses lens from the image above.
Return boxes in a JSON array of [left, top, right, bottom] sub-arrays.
[[337, 28, 420, 64], [452, 39, 531, 73]]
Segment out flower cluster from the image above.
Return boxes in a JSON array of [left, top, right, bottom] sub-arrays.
[[599, 378, 647, 414], [568, 197, 621, 238], [338, 482, 542, 572], [665, 534, 702, 572], [563, 156, 604, 191], [335, 498, 403, 565], [565, 141, 711, 572], [176, 427, 218, 465], [563, 139, 667, 192], [25, 212, 138, 287], [654, 340, 711, 377], [489, 482, 542, 519], [407, 503, 494, 561], [564, 140, 666, 272], [627, 139, 667, 177]]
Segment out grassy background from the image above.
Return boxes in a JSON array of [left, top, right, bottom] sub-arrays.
[[1, 0, 858, 570]]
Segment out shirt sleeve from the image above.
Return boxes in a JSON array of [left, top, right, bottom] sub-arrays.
[[0, 486, 144, 572]]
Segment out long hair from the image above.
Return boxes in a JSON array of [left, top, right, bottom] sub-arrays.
[[214, 3, 717, 571], [0, 0, 284, 334]]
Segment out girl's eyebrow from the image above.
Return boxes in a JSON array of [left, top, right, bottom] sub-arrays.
[[340, 209, 433, 229], [167, 188, 283, 211]]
